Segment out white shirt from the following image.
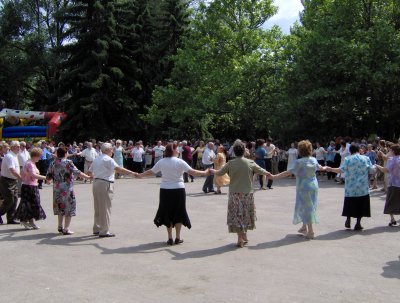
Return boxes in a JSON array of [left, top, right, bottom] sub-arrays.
[[81, 147, 98, 162], [18, 149, 31, 167], [202, 147, 216, 165], [151, 157, 191, 189], [153, 145, 165, 158], [1, 151, 20, 179], [315, 147, 326, 161], [89, 154, 119, 182], [265, 144, 275, 159], [131, 147, 145, 162]]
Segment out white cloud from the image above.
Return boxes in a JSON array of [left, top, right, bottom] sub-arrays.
[[264, 0, 304, 33]]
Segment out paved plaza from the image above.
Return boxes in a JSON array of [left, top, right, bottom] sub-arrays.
[[0, 177, 399, 302]]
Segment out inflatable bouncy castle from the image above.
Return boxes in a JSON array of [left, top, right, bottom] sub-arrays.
[[0, 108, 66, 141]]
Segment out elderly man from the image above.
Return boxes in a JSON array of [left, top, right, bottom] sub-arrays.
[[77, 142, 98, 181], [153, 141, 165, 177], [89, 143, 137, 237], [0, 141, 22, 224], [202, 141, 216, 193]]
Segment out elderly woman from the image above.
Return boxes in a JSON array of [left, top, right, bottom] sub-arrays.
[[327, 144, 373, 230], [46, 147, 91, 235], [269, 140, 325, 239], [14, 148, 47, 230], [212, 140, 271, 248], [138, 143, 210, 245], [113, 140, 124, 179], [213, 145, 230, 194], [376, 144, 400, 226]]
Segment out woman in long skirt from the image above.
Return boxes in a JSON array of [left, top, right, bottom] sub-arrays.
[[376, 144, 400, 226], [15, 148, 47, 230]]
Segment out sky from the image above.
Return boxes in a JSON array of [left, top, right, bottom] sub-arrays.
[[264, 0, 304, 34]]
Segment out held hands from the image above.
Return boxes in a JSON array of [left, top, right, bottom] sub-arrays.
[[208, 168, 216, 175], [265, 172, 273, 179]]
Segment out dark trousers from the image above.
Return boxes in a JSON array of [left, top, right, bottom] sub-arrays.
[[202, 164, 214, 192], [264, 158, 273, 188], [0, 176, 18, 222], [132, 161, 143, 173], [37, 159, 49, 188], [327, 161, 336, 179], [183, 159, 194, 182]]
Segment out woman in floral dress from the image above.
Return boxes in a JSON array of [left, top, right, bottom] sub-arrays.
[[212, 140, 270, 248], [270, 140, 326, 239], [46, 147, 91, 235]]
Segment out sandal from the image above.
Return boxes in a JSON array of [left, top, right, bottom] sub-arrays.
[[236, 240, 245, 248], [62, 229, 74, 235], [174, 238, 183, 245]]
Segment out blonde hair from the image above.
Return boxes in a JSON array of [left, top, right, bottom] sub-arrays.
[[298, 140, 313, 157], [30, 147, 43, 158]]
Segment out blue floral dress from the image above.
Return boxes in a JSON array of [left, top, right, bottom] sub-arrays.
[[46, 159, 81, 216], [289, 157, 319, 224]]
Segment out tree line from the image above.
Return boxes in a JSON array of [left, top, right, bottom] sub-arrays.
[[0, 0, 399, 143]]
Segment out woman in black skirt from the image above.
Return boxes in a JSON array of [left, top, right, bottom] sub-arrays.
[[15, 148, 47, 230], [137, 143, 210, 245], [327, 144, 373, 230], [376, 144, 400, 226]]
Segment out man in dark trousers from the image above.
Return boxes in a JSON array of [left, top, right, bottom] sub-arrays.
[[181, 141, 194, 183]]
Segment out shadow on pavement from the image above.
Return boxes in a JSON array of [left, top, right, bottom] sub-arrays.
[[316, 225, 400, 241], [248, 234, 306, 250], [166, 244, 235, 260], [93, 242, 167, 255], [381, 257, 400, 279]]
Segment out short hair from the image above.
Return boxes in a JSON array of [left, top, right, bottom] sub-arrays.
[[56, 147, 67, 158], [116, 140, 122, 144], [256, 139, 265, 147], [233, 140, 245, 157], [101, 143, 113, 153], [298, 140, 312, 157], [30, 147, 43, 158], [164, 143, 178, 158], [390, 144, 400, 156], [10, 141, 20, 148], [349, 143, 360, 154]]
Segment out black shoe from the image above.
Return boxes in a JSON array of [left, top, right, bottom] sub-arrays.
[[203, 189, 208, 193], [99, 233, 115, 237], [7, 220, 19, 225], [209, 189, 215, 193], [58, 226, 63, 233], [389, 220, 397, 227], [167, 238, 173, 245], [0, 216, 3, 225], [268, 187, 273, 190], [38, 186, 43, 189], [174, 238, 183, 245], [191, 179, 194, 182], [93, 231, 99, 235], [354, 223, 363, 231], [345, 218, 351, 229]]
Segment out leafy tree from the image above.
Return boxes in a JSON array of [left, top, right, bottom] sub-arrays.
[[145, 0, 285, 140]]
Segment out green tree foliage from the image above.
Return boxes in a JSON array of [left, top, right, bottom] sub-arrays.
[[284, 0, 400, 141], [146, 0, 287, 140]]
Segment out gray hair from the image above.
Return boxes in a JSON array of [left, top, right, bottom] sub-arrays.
[[101, 142, 113, 153], [10, 141, 20, 147]]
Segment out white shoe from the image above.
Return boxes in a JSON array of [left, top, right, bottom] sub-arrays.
[[30, 223, 40, 230], [21, 222, 33, 230]]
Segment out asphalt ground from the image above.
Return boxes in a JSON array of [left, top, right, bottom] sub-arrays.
[[0, 176, 398, 303]]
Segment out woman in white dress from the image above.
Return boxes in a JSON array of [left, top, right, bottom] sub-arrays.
[[287, 143, 298, 177], [113, 140, 124, 178]]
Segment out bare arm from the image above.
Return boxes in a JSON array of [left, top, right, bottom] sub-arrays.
[[375, 164, 388, 173], [188, 168, 210, 177], [137, 170, 155, 178], [115, 166, 138, 177], [9, 168, 22, 181], [326, 167, 342, 174], [270, 171, 292, 180]]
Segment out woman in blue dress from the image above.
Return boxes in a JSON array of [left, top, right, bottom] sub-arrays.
[[113, 140, 124, 178], [269, 140, 325, 239]]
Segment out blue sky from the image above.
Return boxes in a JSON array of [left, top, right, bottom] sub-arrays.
[[264, 0, 304, 34]]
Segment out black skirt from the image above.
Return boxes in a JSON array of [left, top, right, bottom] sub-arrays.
[[384, 186, 400, 215], [342, 195, 371, 218], [14, 184, 46, 221], [154, 188, 191, 229]]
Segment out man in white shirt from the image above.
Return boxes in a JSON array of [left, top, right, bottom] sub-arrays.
[[264, 138, 275, 189], [17, 141, 30, 196], [153, 141, 165, 177], [89, 143, 137, 237], [0, 141, 22, 224], [77, 142, 98, 176], [202, 142, 216, 193]]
